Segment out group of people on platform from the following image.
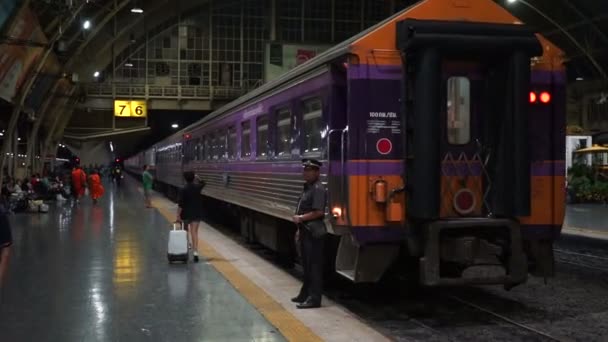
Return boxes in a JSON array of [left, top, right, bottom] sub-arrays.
[[69, 165, 105, 204]]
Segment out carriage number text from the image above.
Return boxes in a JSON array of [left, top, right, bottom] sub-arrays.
[[369, 112, 397, 118]]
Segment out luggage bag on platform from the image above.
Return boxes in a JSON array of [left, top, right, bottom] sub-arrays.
[[168, 222, 188, 263]]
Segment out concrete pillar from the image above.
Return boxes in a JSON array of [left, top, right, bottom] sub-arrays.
[[66, 140, 113, 167]]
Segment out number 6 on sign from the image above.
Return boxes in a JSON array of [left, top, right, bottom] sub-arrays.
[[131, 101, 147, 117]]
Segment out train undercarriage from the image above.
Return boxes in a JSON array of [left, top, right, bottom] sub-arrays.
[[145, 176, 555, 290]]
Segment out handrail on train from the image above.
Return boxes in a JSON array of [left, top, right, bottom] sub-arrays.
[[326, 126, 349, 225]]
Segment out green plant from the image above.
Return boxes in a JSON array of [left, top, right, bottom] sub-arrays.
[[568, 163, 594, 179]]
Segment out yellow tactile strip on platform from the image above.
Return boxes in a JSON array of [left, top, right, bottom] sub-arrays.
[[152, 198, 323, 342]]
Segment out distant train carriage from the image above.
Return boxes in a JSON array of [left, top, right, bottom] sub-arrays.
[[126, 0, 565, 288]]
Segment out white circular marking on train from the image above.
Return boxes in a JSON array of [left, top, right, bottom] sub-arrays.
[[453, 188, 476, 215]]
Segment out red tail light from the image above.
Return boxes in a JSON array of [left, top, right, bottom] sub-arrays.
[[540, 91, 551, 104], [529, 91, 537, 103]]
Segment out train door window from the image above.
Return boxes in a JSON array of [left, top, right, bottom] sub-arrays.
[[210, 134, 218, 160], [302, 98, 323, 156], [194, 138, 201, 161], [219, 130, 227, 159], [276, 108, 292, 158], [447, 77, 471, 145], [241, 121, 251, 159], [184, 141, 190, 163], [257, 115, 269, 159], [203, 135, 213, 160], [228, 126, 237, 159], [197, 138, 203, 161], [185, 140, 194, 163]]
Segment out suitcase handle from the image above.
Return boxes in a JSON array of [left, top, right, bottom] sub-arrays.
[[172, 221, 185, 230]]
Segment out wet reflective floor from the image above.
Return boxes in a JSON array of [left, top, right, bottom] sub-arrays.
[[0, 179, 285, 342]]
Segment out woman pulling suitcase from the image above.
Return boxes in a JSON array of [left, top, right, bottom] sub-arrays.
[[176, 172, 205, 262]]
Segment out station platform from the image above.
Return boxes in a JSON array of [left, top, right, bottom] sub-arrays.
[[563, 204, 608, 240], [0, 176, 387, 341]]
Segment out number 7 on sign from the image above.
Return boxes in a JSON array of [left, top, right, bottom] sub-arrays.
[[114, 101, 131, 117]]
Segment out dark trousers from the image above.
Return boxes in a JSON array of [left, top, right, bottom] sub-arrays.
[[298, 227, 325, 303]]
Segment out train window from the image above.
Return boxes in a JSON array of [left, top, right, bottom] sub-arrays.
[[228, 126, 237, 159], [302, 98, 323, 156], [241, 121, 251, 159], [257, 115, 269, 159], [447, 77, 471, 145], [276, 108, 292, 158]]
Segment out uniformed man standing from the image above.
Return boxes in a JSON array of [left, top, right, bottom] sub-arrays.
[[291, 158, 327, 309]]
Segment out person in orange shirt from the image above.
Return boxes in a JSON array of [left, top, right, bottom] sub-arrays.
[[88, 169, 104, 205], [71, 165, 87, 203]]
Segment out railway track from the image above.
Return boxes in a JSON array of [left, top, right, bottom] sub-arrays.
[[555, 249, 608, 273], [170, 196, 601, 341], [445, 295, 565, 342]]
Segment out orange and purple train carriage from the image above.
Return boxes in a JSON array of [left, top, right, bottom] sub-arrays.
[[126, 0, 566, 288]]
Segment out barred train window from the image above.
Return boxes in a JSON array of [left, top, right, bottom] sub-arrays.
[[447, 77, 471, 145], [241, 121, 251, 158], [204, 135, 211, 160], [197, 138, 203, 161], [228, 126, 237, 159], [302, 99, 323, 155], [276, 108, 292, 157], [257, 115, 269, 158]]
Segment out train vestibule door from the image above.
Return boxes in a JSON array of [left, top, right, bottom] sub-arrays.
[[439, 64, 487, 218]]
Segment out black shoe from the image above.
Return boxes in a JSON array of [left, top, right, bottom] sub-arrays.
[[296, 298, 321, 309], [291, 295, 307, 303], [193, 255, 199, 263]]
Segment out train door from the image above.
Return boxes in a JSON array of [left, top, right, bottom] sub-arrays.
[[439, 65, 485, 218], [397, 19, 544, 286], [398, 19, 541, 222]]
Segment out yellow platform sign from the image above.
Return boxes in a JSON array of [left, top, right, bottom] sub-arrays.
[[114, 100, 147, 118]]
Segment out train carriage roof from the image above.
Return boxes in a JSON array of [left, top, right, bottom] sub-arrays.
[[167, 0, 563, 143]]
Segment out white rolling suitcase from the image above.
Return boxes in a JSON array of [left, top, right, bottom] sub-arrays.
[[168, 222, 189, 263]]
